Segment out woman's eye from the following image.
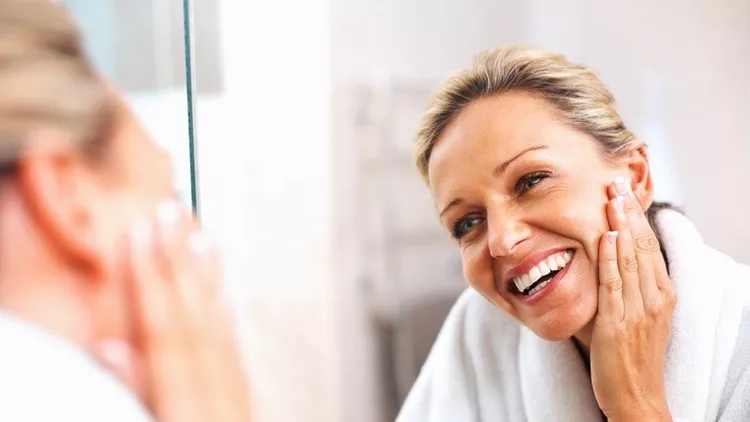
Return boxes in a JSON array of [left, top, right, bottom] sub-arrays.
[[452, 216, 483, 239], [515, 171, 551, 195]]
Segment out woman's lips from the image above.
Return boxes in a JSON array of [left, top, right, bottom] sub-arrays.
[[504, 249, 574, 292], [513, 250, 575, 305]]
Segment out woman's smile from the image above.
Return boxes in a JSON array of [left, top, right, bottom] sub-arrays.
[[504, 248, 573, 298], [428, 91, 624, 341]]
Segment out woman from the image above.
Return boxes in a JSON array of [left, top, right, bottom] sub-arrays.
[[0, 1, 251, 421], [397, 45, 750, 421]]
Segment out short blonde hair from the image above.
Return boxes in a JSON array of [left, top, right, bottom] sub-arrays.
[[415, 44, 677, 265], [0, 0, 112, 166], [415, 44, 637, 183]]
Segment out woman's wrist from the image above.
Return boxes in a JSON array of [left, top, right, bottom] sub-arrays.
[[607, 401, 672, 422]]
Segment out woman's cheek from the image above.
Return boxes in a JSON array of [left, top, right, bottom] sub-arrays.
[[556, 198, 609, 262], [461, 242, 495, 295]]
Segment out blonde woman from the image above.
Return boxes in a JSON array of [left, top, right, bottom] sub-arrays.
[[0, 1, 251, 421], [397, 45, 750, 421]]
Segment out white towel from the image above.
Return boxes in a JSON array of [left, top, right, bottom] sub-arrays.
[[0, 312, 154, 422], [397, 210, 750, 422]]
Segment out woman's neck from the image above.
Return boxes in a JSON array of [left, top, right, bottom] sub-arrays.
[[573, 321, 594, 361]]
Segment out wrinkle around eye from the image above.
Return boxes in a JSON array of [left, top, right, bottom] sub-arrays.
[[521, 178, 569, 200]]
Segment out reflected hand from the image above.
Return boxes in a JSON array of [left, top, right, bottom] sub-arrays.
[[99, 201, 252, 422], [590, 178, 676, 422]]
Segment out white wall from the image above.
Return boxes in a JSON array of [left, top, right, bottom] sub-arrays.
[[72, 0, 340, 419], [192, 1, 337, 422]]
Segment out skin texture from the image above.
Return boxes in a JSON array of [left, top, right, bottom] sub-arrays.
[[0, 93, 251, 420], [428, 91, 675, 419]]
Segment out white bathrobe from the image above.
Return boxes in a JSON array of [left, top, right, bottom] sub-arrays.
[[0, 312, 153, 422], [397, 210, 750, 422]]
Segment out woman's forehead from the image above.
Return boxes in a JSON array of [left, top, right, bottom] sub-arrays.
[[429, 96, 566, 171], [427, 96, 604, 205]]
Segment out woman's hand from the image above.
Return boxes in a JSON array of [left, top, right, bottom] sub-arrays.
[[100, 200, 252, 422], [590, 178, 677, 422]]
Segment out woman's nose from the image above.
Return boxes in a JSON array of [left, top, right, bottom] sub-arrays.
[[487, 213, 531, 258]]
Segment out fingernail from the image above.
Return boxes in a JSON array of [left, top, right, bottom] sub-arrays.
[[614, 176, 630, 195], [130, 218, 151, 252], [607, 231, 618, 245], [188, 230, 214, 257], [615, 195, 625, 212], [156, 200, 182, 232]]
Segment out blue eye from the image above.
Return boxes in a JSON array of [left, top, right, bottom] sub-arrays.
[[452, 216, 483, 239], [515, 171, 551, 195]]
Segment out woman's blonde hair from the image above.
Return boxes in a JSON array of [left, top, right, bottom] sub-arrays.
[[0, 0, 113, 168], [415, 44, 676, 265], [415, 44, 638, 183]]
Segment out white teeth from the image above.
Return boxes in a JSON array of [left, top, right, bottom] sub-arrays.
[[555, 255, 566, 267], [512, 250, 574, 294], [546, 256, 559, 271], [520, 274, 531, 291], [539, 261, 551, 276], [528, 267, 541, 284], [529, 278, 552, 295]]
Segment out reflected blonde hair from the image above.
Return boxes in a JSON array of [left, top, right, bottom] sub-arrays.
[[415, 44, 676, 264], [415, 44, 638, 183], [0, 0, 113, 166]]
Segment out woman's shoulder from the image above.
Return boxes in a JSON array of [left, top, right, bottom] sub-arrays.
[[0, 312, 153, 422]]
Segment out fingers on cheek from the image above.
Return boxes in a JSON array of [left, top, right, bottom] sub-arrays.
[[154, 200, 192, 277], [606, 195, 627, 230], [128, 219, 173, 333], [597, 231, 624, 320], [607, 182, 621, 200], [598, 230, 618, 262], [187, 231, 222, 315]]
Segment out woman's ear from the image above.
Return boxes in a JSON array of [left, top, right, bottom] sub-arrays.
[[16, 131, 106, 277], [625, 144, 655, 211]]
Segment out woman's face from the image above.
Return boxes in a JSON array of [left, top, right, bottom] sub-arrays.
[[428, 91, 650, 341]]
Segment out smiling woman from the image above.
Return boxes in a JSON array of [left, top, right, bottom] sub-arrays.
[[426, 89, 654, 341], [397, 45, 750, 422]]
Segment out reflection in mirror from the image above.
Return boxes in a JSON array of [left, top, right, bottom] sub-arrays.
[[62, 0, 208, 209]]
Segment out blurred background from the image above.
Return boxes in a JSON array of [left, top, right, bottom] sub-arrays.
[[63, 0, 749, 421]]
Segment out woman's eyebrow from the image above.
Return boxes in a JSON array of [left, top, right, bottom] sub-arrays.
[[438, 145, 549, 218], [491, 144, 549, 178]]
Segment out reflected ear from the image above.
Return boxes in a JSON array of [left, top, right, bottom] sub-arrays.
[[624, 144, 654, 211], [16, 134, 104, 276]]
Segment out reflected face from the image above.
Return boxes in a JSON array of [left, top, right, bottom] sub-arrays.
[[428, 92, 625, 341]]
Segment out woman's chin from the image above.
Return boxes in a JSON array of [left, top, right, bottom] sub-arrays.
[[510, 259, 599, 341], [523, 293, 598, 342], [530, 322, 584, 342]]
